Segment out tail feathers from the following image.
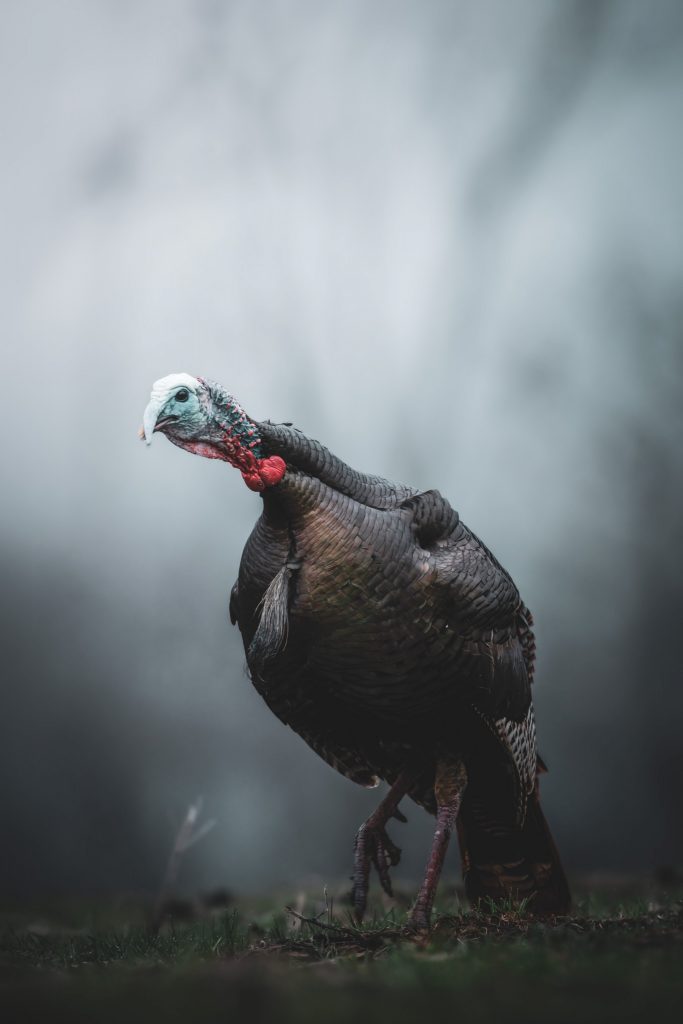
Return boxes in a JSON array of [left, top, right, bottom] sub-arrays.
[[457, 791, 571, 915]]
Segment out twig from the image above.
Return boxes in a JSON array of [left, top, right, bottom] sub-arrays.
[[285, 906, 402, 946], [150, 796, 217, 932], [285, 907, 361, 939], [289, 891, 307, 933]]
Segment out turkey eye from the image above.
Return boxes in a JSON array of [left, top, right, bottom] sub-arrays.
[[176, 388, 189, 403]]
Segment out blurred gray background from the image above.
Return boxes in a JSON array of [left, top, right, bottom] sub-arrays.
[[2, 0, 682, 900]]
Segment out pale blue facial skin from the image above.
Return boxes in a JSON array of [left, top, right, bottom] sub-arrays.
[[157, 386, 207, 441], [145, 376, 265, 461]]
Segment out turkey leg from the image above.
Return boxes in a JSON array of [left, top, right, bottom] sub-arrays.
[[407, 758, 467, 931], [352, 770, 414, 922]]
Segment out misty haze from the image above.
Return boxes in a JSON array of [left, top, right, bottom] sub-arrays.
[[1, 0, 682, 903]]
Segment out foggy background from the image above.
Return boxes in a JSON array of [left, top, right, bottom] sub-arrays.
[[2, 0, 682, 901]]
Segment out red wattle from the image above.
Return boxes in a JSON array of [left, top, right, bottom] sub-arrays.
[[241, 455, 286, 492]]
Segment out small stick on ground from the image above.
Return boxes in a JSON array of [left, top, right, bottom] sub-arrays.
[[285, 906, 403, 950], [289, 891, 307, 933], [150, 796, 217, 933]]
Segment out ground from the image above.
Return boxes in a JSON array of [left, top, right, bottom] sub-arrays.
[[1, 877, 681, 1023]]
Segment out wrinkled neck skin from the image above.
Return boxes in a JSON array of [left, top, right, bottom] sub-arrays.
[[169, 381, 286, 492]]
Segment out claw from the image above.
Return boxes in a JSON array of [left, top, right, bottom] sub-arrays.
[[352, 822, 402, 920], [371, 830, 401, 896]]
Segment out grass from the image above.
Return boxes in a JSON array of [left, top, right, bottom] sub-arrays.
[[1, 881, 681, 1023]]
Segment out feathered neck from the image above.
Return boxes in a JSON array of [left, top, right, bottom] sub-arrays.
[[256, 419, 417, 510]]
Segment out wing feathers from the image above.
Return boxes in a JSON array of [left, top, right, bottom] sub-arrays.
[[248, 564, 294, 674]]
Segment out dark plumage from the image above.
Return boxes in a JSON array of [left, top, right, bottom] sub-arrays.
[[143, 374, 570, 927]]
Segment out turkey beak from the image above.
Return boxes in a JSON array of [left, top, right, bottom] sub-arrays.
[[141, 398, 163, 446]]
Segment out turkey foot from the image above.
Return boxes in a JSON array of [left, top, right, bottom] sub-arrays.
[[407, 758, 467, 932], [351, 771, 413, 922]]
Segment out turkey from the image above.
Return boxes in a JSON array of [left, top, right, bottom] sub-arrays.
[[141, 372, 570, 928]]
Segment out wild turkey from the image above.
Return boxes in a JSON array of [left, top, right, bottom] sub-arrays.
[[141, 373, 570, 928]]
